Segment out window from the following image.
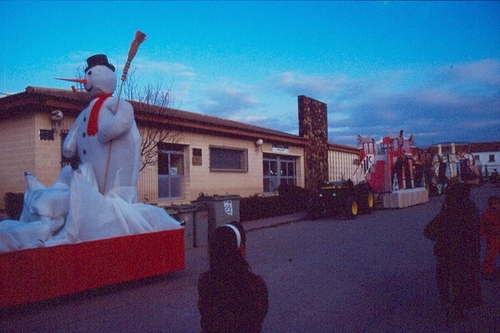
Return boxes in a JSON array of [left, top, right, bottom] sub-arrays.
[[489, 154, 495, 162], [192, 148, 202, 166], [40, 129, 55, 141], [209, 146, 247, 171], [158, 143, 184, 200], [263, 154, 297, 193], [378, 143, 387, 155]]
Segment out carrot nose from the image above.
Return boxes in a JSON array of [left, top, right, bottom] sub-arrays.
[[55, 78, 88, 84]]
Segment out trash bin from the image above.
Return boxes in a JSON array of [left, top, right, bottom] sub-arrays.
[[165, 204, 197, 250], [193, 195, 241, 235], [193, 203, 209, 247]]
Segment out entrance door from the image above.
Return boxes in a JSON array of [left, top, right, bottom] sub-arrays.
[[263, 154, 297, 193], [158, 144, 184, 200]]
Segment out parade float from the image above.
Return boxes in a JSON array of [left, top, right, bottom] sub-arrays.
[[354, 131, 429, 209], [425, 142, 482, 196], [0, 32, 184, 308]]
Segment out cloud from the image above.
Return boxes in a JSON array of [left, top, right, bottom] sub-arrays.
[[198, 86, 259, 118], [445, 59, 500, 87], [268, 71, 353, 98], [263, 60, 500, 146], [137, 57, 499, 148], [128, 57, 197, 80]]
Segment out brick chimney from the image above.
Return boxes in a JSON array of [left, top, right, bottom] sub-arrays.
[[298, 95, 328, 193]]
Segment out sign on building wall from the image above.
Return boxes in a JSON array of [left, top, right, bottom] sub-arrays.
[[272, 144, 289, 154]]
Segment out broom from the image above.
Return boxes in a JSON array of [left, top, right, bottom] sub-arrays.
[[102, 30, 147, 194]]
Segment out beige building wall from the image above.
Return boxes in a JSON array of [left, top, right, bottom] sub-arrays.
[[0, 114, 37, 207], [33, 113, 71, 186], [0, 112, 78, 210], [138, 129, 305, 206], [137, 161, 159, 204]]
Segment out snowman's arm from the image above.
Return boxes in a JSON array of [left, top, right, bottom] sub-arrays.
[[98, 98, 134, 144], [62, 111, 85, 158]]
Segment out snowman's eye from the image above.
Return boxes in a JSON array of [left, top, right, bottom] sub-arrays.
[[87, 70, 92, 75]]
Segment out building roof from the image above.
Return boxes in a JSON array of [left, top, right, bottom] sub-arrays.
[[0, 86, 308, 146], [427, 142, 500, 154], [328, 141, 359, 154]]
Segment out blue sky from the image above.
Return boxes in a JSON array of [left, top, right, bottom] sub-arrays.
[[1, 1, 499, 147]]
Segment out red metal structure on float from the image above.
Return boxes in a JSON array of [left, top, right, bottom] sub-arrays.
[[355, 131, 419, 194]]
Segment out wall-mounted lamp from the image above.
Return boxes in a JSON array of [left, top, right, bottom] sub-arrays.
[[50, 110, 64, 133], [255, 138, 264, 152]]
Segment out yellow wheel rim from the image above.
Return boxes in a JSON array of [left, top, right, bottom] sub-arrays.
[[367, 192, 374, 208], [352, 201, 358, 216]]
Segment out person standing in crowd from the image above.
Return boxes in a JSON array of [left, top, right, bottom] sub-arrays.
[[424, 183, 483, 323], [198, 222, 268, 333], [480, 195, 500, 280]]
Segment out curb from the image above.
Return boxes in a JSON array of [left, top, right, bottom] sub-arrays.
[[243, 212, 308, 232]]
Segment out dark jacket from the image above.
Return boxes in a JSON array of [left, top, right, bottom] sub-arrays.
[[424, 191, 482, 309], [424, 198, 481, 258], [198, 270, 268, 333]]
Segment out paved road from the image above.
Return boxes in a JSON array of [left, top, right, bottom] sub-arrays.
[[2, 184, 500, 332]]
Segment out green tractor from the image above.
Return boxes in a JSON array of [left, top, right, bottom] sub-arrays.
[[307, 180, 374, 220]]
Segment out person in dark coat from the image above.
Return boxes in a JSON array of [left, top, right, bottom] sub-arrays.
[[424, 183, 483, 323], [198, 222, 268, 333]]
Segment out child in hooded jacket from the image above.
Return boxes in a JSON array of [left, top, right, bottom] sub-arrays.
[[198, 222, 268, 333]]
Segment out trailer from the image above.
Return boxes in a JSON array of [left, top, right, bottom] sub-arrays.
[[354, 131, 429, 209]]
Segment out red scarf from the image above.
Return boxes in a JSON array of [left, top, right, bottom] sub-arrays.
[[87, 94, 112, 136]]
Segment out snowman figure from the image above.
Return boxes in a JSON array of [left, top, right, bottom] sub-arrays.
[[62, 54, 141, 201]]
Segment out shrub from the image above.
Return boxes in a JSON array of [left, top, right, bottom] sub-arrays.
[[240, 185, 307, 222]]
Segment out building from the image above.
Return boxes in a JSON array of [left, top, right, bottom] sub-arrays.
[[0, 87, 360, 212], [427, 142, 500, 178]]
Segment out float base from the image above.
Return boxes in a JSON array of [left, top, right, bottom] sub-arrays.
[[382, 187, 429, 209], [0, 228, 184, 308]]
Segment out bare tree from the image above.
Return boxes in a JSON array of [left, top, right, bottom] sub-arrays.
[[123, 71, 181, 171]]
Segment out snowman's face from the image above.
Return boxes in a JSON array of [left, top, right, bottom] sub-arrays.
[[84, 65, 117, 97]]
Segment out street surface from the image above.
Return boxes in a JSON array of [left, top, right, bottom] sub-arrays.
[[2, 184, 500, 333]]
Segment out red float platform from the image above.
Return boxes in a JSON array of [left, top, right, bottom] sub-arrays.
[[0, 228, 184, 308]]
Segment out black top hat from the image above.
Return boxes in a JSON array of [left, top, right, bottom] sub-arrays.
[[85, 54, 115, 72]]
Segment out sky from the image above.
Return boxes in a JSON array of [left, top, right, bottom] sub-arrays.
[[1, 1, 499, 148]]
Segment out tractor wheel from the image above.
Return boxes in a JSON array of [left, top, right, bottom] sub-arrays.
[[341, 197, 358, 220], [364, 190, 375, 213]]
